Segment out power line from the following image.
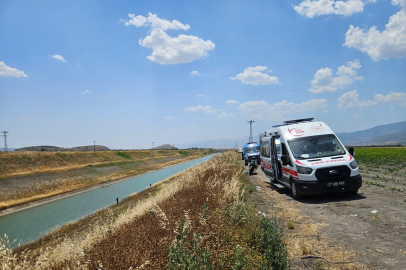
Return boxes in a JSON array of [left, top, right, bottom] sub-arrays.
[[247, 120, 255, 143], [1, 131, 8, 152]]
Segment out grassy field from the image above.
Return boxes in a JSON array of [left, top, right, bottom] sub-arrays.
[[0, 149, 217, 210], [353, 147, 406, 193], [1, 152, 288, 269]]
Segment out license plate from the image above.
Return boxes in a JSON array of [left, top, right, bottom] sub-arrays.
[[327, 181, 345, 187]]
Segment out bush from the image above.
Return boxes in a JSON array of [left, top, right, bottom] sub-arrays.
[[167, 221, 212, 270], [116, 151, 132, 160]]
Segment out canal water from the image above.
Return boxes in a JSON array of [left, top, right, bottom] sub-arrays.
[[0, 155, 215, 249]]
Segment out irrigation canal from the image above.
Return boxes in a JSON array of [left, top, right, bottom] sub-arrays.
[[0, 155, 215, 249]]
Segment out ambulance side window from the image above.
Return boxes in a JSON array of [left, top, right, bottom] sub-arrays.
[[262, 141, 270, 158], [281, 143, 291, 166]]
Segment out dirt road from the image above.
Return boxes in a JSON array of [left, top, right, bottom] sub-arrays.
[[248, 168, 406, 269]]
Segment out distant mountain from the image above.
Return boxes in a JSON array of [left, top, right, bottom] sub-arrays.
[[178, 135, 259, 149], [179, 121, 406, 148], [15, 145, 110, 151], [152, 144, 178, 150], [336, 121, 406, 146], [0, 148, 15, 151]]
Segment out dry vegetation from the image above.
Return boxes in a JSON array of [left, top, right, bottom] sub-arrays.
[[0, 149, 208, 178], [0, 150, 214, 210], [0, 152, 288, 269]]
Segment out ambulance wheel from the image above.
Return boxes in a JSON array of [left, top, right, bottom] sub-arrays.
[[245, 160, 248, 166], [291, 181, 304, 200]]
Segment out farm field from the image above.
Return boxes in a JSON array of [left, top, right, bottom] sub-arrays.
[[1, 152, 289, 269], [249, 147, 406, 269], [355, 147, 406, 193]]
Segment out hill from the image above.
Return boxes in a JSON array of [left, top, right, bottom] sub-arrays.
[[15, 145, 110, 152], [336, 121, 406, 146], [151, 144, 178, 150]]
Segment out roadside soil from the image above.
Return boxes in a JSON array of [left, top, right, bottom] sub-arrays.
[[247, 165, 406, 270], [0, 155, 200, 212]]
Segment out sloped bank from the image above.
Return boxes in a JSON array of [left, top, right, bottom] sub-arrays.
[[0, 150, 214, 211], [1, 152, 288, 270]]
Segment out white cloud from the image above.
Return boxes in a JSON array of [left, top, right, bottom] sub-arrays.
[[230, 66, 280, 85], [196, 94, 204, 97], [184, 105, 217, 113], [50, 54, 66, 62], [164, 116, 173, 119], [337, 90, 378, 109], [77, 63, 81, 66], [139, 28, 215, 64], [294, 0, 364, 18], [123, 13, 214, 64], [309, 60, 363, 93], [238, 99, 327, 120], [323, 110, 330, 113], [0, 61, 27, 77], [375, 91, 406, 107], [350, 113, 360, 118], [344, 0, 406, 60], [82, 90, 90, 94], [226, 100, 239, 105], [190, 71, 201, 76], [218, 112, 236, 118], [124, 13, 190, 30]]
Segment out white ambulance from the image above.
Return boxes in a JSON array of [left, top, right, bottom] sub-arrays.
[[260, 118, 362, 199]]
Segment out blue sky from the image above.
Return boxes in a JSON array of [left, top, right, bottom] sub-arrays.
[[1, 0, 406, 149]]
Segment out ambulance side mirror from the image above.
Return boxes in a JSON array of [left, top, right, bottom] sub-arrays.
[[281, 155, 288, 166], [348, 147, 355, 156]]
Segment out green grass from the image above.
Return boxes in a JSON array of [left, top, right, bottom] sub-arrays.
[[178, 150, 191, 156], [353, 147, 406, 168], [116, 151, 133, 160]]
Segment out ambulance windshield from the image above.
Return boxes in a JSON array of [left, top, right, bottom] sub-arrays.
[[244, 146, 260, 153], [288, 134, 345, 159]]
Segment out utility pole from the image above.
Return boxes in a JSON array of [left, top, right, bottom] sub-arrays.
[[1, 131, 8, 152], [93, 141, 95, 152], [247, 120, 255, 143]]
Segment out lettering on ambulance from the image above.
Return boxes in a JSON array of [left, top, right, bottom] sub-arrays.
[[310, 126, 325, 133], [311, 159, 348, 166], [289, 128, 304, 137]]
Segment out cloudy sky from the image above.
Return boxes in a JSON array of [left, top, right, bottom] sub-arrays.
[[1, 0, 406, 149]]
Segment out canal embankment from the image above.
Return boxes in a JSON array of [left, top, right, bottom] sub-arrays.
[[0, 149, 214, 210]]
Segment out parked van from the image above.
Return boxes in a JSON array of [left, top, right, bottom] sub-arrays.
[[243, 142, 260, 166], [260, 118, 362, 199]]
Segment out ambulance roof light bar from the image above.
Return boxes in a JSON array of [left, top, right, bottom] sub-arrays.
[[283, 118, 314, 125]]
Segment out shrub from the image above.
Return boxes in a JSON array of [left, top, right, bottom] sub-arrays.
[[116, 151, 132, 160]]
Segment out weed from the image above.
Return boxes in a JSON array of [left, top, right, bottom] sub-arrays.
[[286, 219, 296, 230], [257, 196, 263, 202], [299, 238, 313, 255], [167, 221, 212, 270], [245, 184, 256, 193]]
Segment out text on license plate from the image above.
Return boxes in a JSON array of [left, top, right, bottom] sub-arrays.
[[327, 181, 345, 187]]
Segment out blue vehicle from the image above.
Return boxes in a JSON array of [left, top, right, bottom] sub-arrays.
[[243, 142, 260, 166]]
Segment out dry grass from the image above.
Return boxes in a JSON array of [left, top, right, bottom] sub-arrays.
[[0, 152, 245, 269], [0, 149, 206, 178]]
